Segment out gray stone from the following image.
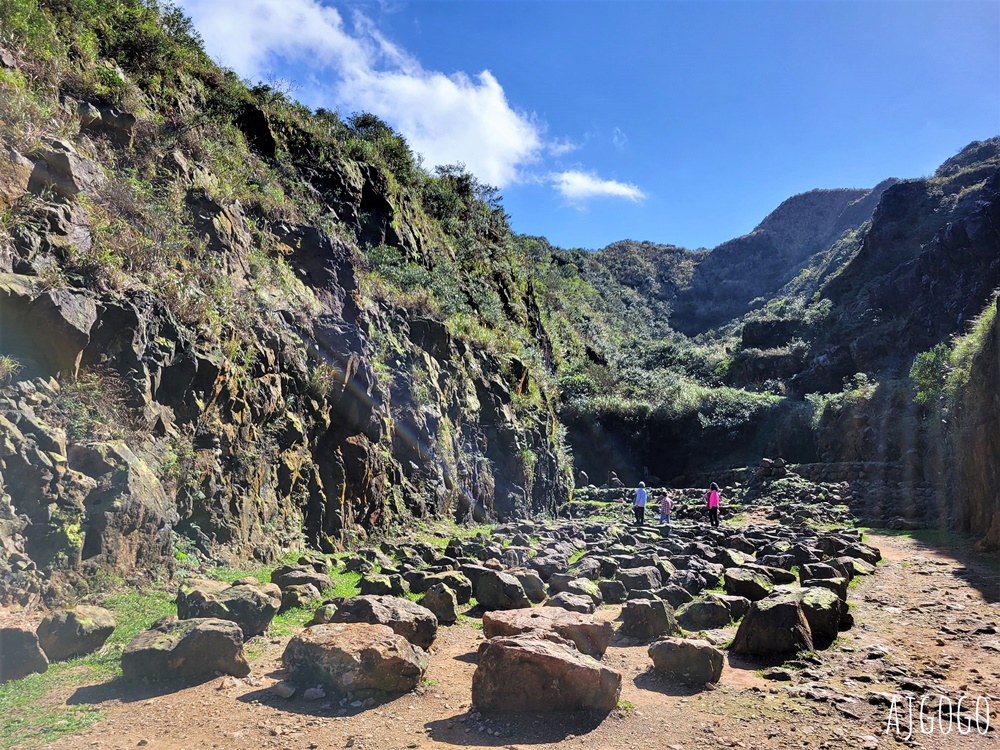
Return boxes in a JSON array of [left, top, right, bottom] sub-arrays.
[[176, 579, 280, 637], [419, 583, 459, 625], [620, 599, 680, 640], [328, 596, 438, 649], [121, 617, 250, 680], [474, 570, 530, 611], [483, 607, 614, 658], [0, 627, 48, 682], [282, 622, 427, 695], [36, 606, 116, 661], [472, 634, 621, 713], [730, 598, 814, 656], [648, 637, 724, 684]]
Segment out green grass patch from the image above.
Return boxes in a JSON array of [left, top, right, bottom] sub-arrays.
[[567, 549, 586, 565], [0, 588, 176, 749], [203, 549, 304, 584]]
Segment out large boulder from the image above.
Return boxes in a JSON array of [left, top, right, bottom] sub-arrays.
[[360, 573, 407, 597], [28, 138, 104, 199], [675, 594, 732, 631], [419, 583, 459, 625], [615, 566, 662, 592], [778, 588, 847, 649], [483, 607, 613, 658], [472, 634, 621, 713], [0, 627, 48, 682], [410, 571, 473, 604], [620, 599, 680, 640], [327, 596, 438, 649], [474, 570, 531, 611], [282, 622, 427, 695], [648, 637, 724, 684], [511, 569, 546, 603], [121, 617, 250, 680], [176, 579, 280, 637], [270, 565, 333, 593], [723, 568, 774, 601], [730, 598, 814, 656], [36, 606, 116, 661]]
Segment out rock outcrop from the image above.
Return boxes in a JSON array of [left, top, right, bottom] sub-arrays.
[[121, 617, 250, 680], [282, 622, 428, 695], [472, 634, 621, 713]]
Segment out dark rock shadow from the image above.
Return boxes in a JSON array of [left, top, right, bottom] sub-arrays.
[[632, 668, 708, 697], [67, 676, 215, 705], [452, 650, 478, 664], [234, 686, 408, 717], [424, 710, 607, 746]]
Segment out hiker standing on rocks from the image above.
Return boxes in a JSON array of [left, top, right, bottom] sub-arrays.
[[633, 482, 648, 526], [658, 492, 673, 528], [704, 482, 721, 527]]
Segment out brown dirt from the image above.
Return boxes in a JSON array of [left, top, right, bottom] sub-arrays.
[[38, 533, 1000, 750]]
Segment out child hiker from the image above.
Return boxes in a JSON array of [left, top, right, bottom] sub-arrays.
[[659, 493, 673, 527]]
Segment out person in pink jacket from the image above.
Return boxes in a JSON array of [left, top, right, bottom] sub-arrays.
[[704, 482, 721, 528]]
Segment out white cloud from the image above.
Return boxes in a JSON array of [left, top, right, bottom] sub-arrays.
[[612, 127, 629, 151], [175, 0, 542, 187], [551, 170, 646, 203], [547, 138, 579, 157]]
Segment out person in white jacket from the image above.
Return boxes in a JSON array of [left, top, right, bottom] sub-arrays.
[[633, 482, 647, 526]]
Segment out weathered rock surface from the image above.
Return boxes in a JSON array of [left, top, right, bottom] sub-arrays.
[[676, 594, 733, 631], [121, 617, 250, 680], [620, 599, 680, 640], [327, 595, 438, 649], [483, 607, 614, 658], [730, 598, 814, 656], [0, 626, 49, 682], [36, 605, 116, 661], [723, 567, 774, 601], [176, 578, 280, 637], [648, 637, 724, 684], [472, 634, 621, 713], [474, 570, 530, 611], [419, 583, 458, 625], [282, 622, 427, 694]]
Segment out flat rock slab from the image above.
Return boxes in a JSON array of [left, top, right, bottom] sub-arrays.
[[327, 596, 438, 649], [648, 637, 724, 684], [0, 627, 49, 682], [122, 617, 250, 680], [176, 579, 280, 637], [483, 607, 614, 658], [472, 634, 621, 714], [282, 622, 428, 695], [36, 605, 116, 661]]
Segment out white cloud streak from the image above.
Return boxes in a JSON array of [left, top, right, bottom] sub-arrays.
[[551, 170, 646, 203], [175, 0, 542, 187]]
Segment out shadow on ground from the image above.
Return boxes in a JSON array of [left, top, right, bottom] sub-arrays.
[[425, 709, 608, 746]]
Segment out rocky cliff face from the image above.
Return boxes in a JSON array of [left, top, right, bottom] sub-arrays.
[[667, 184, 894, 335], [951, 297, 1000, 550], [0, 32, 569, 606], [790, 139, 1000, 393]]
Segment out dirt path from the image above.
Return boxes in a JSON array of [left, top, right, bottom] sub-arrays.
[[41, 533, 1000, 750]]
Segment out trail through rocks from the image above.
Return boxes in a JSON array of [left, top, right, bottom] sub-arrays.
[[34, 532, 999, 750]]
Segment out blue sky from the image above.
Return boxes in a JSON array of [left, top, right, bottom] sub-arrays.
[[175, 0, 1000, 251]]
